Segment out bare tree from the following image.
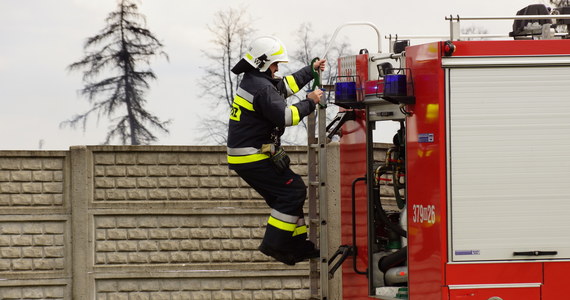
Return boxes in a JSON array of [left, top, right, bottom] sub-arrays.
[[461, 25, 489, 40], [288, 23, 352, 81], [550, 0, 570, 7], [292, 23, 317, 67], [281, 22, 352, 145], [63, 0, 169, 145], [196, 17, 351, 146], [196, 6, 253, 144]]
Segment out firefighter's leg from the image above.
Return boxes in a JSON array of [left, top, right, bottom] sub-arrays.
[[235, 162, 312, 264], [293, 213, 307, 241], [292, 209, 319, 261], [266, 179, 318, 262]]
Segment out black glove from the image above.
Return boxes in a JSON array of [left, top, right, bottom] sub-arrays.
[[271, 147, 290, 173]]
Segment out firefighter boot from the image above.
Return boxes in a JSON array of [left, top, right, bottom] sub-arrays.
[[259, 220, 300, 265], [292, 239, 320, 263], [258, 243, 297, 266]]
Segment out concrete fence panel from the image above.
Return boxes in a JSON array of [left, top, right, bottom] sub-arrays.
[[0, 144, 358, 299], [0, 151, 71, 299]]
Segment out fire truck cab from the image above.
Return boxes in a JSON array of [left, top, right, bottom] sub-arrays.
[[328, 5, 570, 300]]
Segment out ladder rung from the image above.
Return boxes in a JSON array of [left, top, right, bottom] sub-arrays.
[[309, 218, 320, 223]]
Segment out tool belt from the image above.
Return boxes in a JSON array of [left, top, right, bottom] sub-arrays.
[[261, 144, 290, 173]]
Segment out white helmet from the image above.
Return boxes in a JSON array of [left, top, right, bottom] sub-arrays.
[[243, 36, 289, 72]]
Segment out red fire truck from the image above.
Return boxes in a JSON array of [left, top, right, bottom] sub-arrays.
[[326, 4, 570, 299]]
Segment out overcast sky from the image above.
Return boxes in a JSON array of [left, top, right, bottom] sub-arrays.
[[0, 0, 540, 150]]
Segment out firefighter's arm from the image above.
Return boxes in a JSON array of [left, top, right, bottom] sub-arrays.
[[256, 86, 317, 127], [289, 96, 317, 125], [276, 65, 314, 97]]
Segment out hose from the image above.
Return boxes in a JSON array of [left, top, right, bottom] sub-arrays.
[[393, 169, 406, 210], [310, 57, 327, 109], [373, 166, 407, 238], [310, 57, 321, 90], [351, 176, 368, 276], [378, 246, 408, 273], [391, 126, 406, 209]]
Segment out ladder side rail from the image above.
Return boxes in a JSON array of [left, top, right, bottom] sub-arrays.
[[317, 97, 329, 300], [307, 111, 319, 299]]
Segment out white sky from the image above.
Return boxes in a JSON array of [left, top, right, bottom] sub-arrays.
[[0, 0, 541, 150]]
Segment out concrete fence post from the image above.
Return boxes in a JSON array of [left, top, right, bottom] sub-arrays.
[[70, 146, 93, 299], [327, 142, 342, 299]]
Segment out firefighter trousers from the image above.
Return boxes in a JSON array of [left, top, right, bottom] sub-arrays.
[[234, 161, 308, 252]]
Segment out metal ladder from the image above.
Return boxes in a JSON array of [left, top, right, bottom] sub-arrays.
[[307, 23, 382, 298], [307, 101, 328, 299]]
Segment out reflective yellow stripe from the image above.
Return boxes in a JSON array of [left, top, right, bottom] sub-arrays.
[[285, 75, 299, 93], [267, 216, 296, 232], [234, 95, 254, 111], [292, 225, 307, 237], [272, 45, 285, 56], [227, 153, 269, 164], [246, 53, 253, 60], [290, 105, 300, 125]]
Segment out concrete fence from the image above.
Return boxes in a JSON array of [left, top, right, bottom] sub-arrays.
[[0, 144, 394, 300], [0, 145, 330, 300]]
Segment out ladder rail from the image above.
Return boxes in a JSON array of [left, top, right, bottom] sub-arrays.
[[307, 111, 319, 298], [307, 92, 329, 299], [318, 97, 329, 300]]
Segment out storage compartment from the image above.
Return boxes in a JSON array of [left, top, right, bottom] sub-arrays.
[[447, 62, 570, 262], [446, 263, 542, 286], [543, 262, 570, 300]]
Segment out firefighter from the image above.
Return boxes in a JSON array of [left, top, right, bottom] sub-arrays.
[[227, 36, 326, 265]]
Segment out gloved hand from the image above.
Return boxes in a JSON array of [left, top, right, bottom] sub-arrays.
[[271, 147, 290, 173], [307, 89, 323, 105], [312, 59, 326, 71]]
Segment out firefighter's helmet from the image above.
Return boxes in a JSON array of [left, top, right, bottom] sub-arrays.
[[231, 36, 288, 74]]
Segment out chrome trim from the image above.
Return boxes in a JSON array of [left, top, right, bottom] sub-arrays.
[[442, 56, 570, 68], [448, 283, 541, 290]]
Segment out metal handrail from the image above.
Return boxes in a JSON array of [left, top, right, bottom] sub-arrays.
[[384, 15, 570, 43], [385, 34, 509, 40], [445, 14, 570, 21], [321, 22, 382, 59], [445, 14, 570, 41]]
